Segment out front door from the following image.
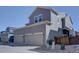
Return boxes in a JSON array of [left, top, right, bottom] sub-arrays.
[[63, 29, 69, 36]]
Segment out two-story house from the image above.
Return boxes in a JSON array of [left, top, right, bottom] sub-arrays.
[[14, 7, 74, 47]]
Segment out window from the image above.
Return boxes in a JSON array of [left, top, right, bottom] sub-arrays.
[[61, 18, 65, 28], [63, 29, 69, 36], [39, 15, 43, 22], [34, 16, 38, 23], [35, 19, 38, 23], [39, 18, 42, 22], [34, 14, 43, 23]]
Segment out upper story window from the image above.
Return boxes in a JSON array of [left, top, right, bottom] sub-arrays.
[[34, 16, 38, 23], [34, 14, 43, 23]]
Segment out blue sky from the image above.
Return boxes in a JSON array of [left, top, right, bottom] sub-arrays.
[[0, 6, 79, 32]]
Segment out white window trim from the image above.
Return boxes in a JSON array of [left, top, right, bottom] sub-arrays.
[[39, 14, 43, 21], [34, 16, 38, 23], [34, 14, 43, 23]]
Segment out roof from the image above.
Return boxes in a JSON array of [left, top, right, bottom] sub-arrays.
[[14, 20, 51, 31]]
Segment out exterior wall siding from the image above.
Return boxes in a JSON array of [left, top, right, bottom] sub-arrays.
[[45, 11, 73, 46], [29, 8, 51, 24], [65, 16, 73, 30], [57, 13, 73, 36], [50, 11, 62, 31], [58, 13, 73, 30], [14, 24, 46, 35], [45, 11, 63, 47]]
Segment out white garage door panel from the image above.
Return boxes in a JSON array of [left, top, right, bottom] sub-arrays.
[[25, 33, 43, 46], [33, 34, 43, 45], [27, 35, 34, 45], [14, 35, 23, 44]]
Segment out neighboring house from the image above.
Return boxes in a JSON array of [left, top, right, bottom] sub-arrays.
[[0, 31, 8, 43], [0, 27, 15, 43], [6, 27, 15, 38], [14, 7, 74, 47], [75, 31, 79, 36], [6, 27, 15, 43]]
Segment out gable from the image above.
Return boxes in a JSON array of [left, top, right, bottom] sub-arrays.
[[29, 7, 50, 19], [29, 7, 51, 24], [29, 7, 58, 19], [28, 7, 59, 24]]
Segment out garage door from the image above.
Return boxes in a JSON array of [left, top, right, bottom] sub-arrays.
[[14, 35, 24, 44], [25, 32, 43, 46]]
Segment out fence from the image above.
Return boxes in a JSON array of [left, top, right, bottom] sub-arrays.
[[55, 35, 79, 45], [55, 35, 69, 45], [69, 36, 79, 45]]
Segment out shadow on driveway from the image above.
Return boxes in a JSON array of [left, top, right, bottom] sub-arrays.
[[28, 46, 58, 53]]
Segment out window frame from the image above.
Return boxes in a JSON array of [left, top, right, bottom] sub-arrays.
[[34, 14, 43, 23], [34, 16, 38, 23]]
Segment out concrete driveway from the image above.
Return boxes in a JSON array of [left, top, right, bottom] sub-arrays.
[[0, 44, 79, 53], [0, 45, 41, 53]]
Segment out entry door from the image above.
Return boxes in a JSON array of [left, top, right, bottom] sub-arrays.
[[63, 29, 69, 36]]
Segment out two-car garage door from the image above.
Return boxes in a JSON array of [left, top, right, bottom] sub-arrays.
[[14, 32, 44, 46], [14, 35, 24, 45], [25, 32, 43, 46]]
